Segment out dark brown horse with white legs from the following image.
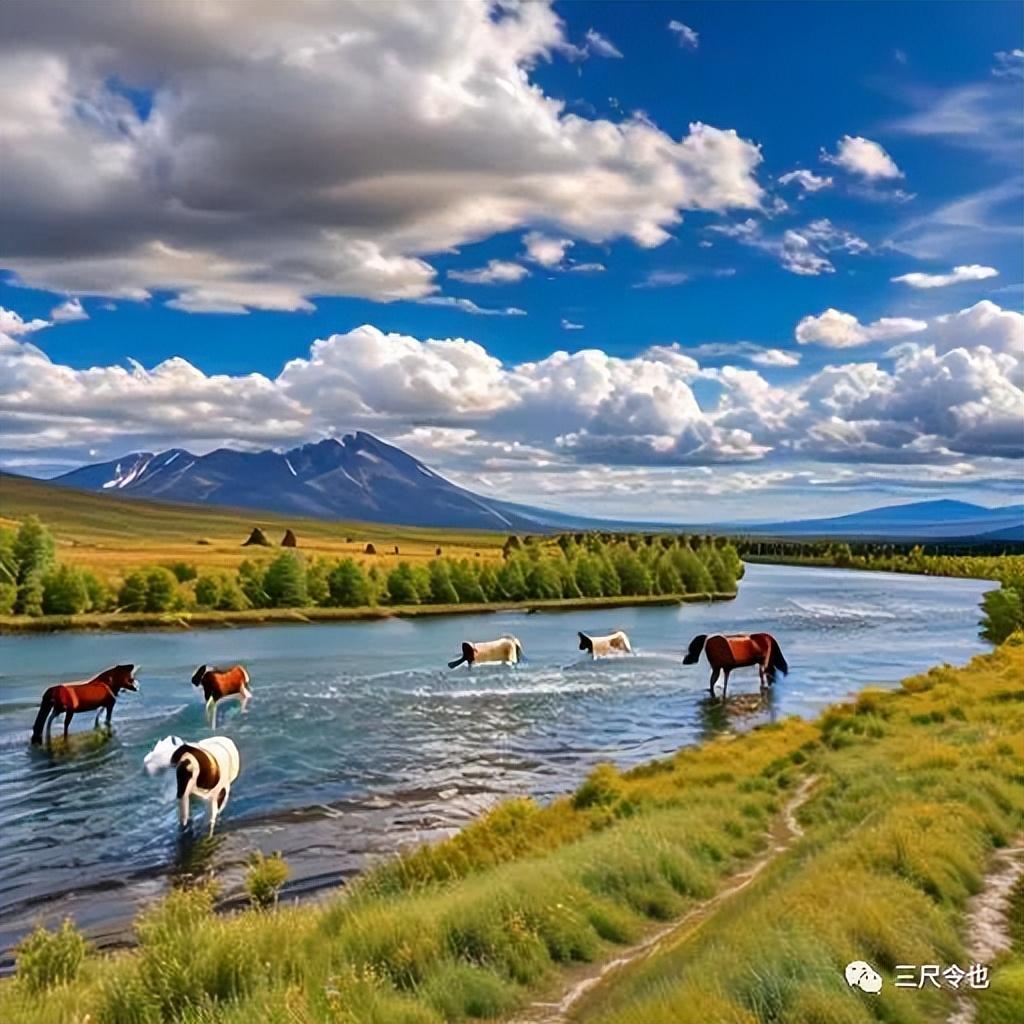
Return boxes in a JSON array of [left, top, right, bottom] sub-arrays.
[[31, 664, 139, 745], [683, 633, 788, 698], [191, 665, 251, 728]]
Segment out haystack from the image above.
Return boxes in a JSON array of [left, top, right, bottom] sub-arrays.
[[364, 542, 377, 555], [243, 527, 271, 547], [281, 529, 298, 547]]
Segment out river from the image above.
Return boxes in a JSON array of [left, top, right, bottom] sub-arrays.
[[0, 563, 994, 957]]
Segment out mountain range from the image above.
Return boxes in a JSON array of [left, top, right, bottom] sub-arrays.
[[49, 433, 1023, 541]]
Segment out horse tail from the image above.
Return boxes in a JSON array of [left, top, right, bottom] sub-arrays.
[[31, 688, 56, 745], [682, 634, 707, 665], [769, 637, 789, 677], [448, 642, 472, 670], [514, 639, 525, 664]]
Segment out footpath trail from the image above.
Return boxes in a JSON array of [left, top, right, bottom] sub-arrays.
[[947, 839, 1024, 1024], [509, 774, 820, 1024]]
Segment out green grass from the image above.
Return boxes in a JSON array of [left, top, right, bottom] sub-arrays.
[[2, 639, 1022, 1024]]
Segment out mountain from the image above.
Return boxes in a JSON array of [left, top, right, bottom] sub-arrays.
[[51, 433, 567, 531], [745, 499, 1024, 541]]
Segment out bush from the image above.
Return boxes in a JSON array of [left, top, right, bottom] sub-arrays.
[[981, 584, 1024, 644], [387, 563, 420, 605], [118, 566, 180, 612], [41, 564, 90, 615], [15, 918, 88, 993], [262, 553, 308, 607], [244, 852, 290, 910], [328, 558, 372, 607]]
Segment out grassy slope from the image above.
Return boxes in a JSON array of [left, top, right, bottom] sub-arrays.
[[3, 639, 1022, 1024], [0, 473, 508, 578]]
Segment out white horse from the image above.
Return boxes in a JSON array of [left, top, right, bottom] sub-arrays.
[[448, 635, 524, 669], [144, 735, 241, 834], [578, 630, 633, 657]]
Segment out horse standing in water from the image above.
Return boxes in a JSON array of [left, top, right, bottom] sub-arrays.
[[30, 664, 138, 745], [683, 633, 788, 698], [448, 636, 524, 669], [191, 665, 251, 728], [578, 630, 633, 658], [144, 735, 241, 834]]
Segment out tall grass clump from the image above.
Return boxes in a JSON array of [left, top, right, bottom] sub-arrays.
[[245, 851, 290, 909], [13, 919, 88, 994]]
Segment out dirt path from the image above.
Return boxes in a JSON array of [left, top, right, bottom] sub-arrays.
[[947, 840, 1024, 1024], [509, 774, 819, 1024]]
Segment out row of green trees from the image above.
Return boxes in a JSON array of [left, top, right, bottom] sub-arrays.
[[0, 519, 742, 617]]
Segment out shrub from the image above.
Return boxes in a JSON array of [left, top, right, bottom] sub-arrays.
[[244, 852, 290, 910], [262, 553, 308, 607], [15, 919, 88, 993], [328, 558, 372, 607], [41, 564, 90, 615]]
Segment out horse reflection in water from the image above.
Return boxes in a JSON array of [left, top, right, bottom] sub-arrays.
[[699, 687, 778, 739]]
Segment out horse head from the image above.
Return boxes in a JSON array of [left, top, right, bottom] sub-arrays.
[[191, 665, 208, 686], [104, 664, 139, 692], [578, 632, 593, 653], [144, 735, 185, 775]]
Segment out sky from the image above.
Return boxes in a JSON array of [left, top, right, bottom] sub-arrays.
[[0, 0, 1022, 522]]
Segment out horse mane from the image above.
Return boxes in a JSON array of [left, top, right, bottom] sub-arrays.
[[682, 634, 708, 664]]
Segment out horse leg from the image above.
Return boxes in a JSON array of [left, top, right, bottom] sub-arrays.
[[63, 711, 74, 740], [206, 696, 216, 728], [105, 701, 115, 728], [45, 708, 58, 743], [708, 667, 720, 697], [722, 670, 731, 699], [758, 661, 768, 691]]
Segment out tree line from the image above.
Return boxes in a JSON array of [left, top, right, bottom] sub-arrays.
[[0, 518, 743, 617]]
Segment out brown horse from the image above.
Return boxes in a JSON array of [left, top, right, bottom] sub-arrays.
[[31, 664, 139, 745], [683, 633, 788, 698], [191, 664, 251, 728]]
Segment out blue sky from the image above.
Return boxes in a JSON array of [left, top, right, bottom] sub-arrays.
[[1, 1, 1021, 521]]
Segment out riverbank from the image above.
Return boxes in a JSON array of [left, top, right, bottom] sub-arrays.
[[4, 633, 1021, 1024], [0, 591, 736, 634]]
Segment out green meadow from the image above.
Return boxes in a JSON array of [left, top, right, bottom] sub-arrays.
[[3, 632, 1022, 1024]]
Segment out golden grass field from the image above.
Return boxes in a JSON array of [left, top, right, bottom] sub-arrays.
[[4, 635, 1022, 1024], [0, 472, 509, 582]]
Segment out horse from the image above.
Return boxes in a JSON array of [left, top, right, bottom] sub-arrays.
[[448, 635, 524, 670], [144, 735, 241, 835], [31, 664, 138, 745], [683, 633, 788, 698], [191, 664, 251, 728], [578, 630, 632, 658]]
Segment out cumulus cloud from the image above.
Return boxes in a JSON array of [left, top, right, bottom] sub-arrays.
[[891, 264, 999, 289], [777, 169, 833, 193], [0, 1, 764, 313], [708, 217, 867, 276], [523, 232, 574, 268], [448, 260, 529, 285], [992, 48, 1024, 79], [3, 303, 1020, 475], [50, 297, 88, 322], [0, 306, 50, 336], [822, 135, 904, 179], [795, 308, 927, 348], [668, 21, 699, 49]]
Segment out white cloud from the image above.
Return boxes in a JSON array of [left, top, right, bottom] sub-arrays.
[[561, 318, 584, 330], [821, 135, 904, 179], [50, 297, 88, 322], [418, 296, 526, 316], [448, 260, 529, 285], [3, 303, 1019, 474], [668, 21, 699, 49], [992, 49, 1024, 79], [708, 217, 867, 276], [523, 232, 574, 268], [0, 306, 50, 336], [891, 264, 999, 289], [0, 1, 764, 312], [635, 269, 690, 288], [584, 28, 623, 59], [778, 169, 833, 193], [567, 261, 606, 273], [795, 308, 927, 348]]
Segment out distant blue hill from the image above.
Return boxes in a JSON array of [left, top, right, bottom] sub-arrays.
[[743, 499, 1024, 541]]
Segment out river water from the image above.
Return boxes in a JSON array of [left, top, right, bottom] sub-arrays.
[[0, 563, 993, 956]]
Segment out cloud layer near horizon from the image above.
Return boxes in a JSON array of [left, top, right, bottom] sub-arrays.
[[3, 301, 1020, 482]]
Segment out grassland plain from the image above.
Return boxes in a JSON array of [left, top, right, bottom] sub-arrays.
[[2, 635, 1022, 1024], [0, 473, 509, 577]]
